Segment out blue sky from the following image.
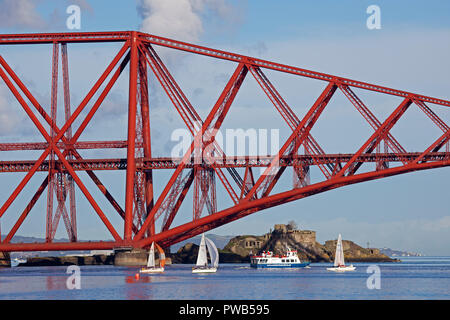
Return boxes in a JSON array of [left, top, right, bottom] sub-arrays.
[[0, 0, 449, 255]]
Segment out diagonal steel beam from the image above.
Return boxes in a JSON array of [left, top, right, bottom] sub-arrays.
[[335, 97, 413, 177], [244, 81, 337, 200], [2, 177, 48, 243], [339, 84, 409, 166], [248, 64, 335, 180], [0, 43, 134, 234], [139, 43, 246, 205], [134, 62, 248, 240]]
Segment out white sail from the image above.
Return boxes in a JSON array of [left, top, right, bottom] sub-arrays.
[[205, 237, 219, 268], [334, 234, 345, 267], [147, 242, 155, 268], [196, 234, 208, 267]]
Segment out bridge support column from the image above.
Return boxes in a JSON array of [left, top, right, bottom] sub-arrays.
[[113, 247, 171, 266], [113, 248, 147, 266], [124, 31, 138, 240], [139, 47, 154, 236]]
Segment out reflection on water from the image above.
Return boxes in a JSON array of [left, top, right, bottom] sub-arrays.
[[0, 258, 449, 299], [125, 274, 151, 300], [46, 275, 67, 291]]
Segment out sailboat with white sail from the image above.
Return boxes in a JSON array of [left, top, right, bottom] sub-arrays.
[[192, 233, 219, 273], [326, 234, 356, 272], [140, 242, 166, 273]]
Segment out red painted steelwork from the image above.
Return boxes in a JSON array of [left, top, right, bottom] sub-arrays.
[[0, 31, 449, 252]]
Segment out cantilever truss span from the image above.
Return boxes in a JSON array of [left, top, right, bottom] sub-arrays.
[[0, 31, 449, 252]]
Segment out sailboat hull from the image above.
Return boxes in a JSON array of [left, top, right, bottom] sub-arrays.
[[326, 265, 356, 272], [140, 267, 165, 273], [192, 267, 217, 274]]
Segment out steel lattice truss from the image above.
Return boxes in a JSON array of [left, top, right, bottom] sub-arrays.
[[0, 31, 449, 252]]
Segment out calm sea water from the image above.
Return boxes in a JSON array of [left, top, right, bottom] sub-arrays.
[[0, 256, 449, 300]]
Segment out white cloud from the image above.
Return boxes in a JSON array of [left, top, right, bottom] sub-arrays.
[[0, 0, 46, 29], [68, 0, 93, 13], [138, 0, 202, 42], [137, 0, 235, 42]]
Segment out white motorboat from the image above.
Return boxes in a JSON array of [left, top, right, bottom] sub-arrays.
[[250, 246, 310, 268], [326, 234, 356, 272]]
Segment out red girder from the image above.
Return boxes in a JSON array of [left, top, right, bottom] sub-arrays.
[[337, 97, 413, 177], [248, 65, 335, 180], [339, 84, 408, 163], [0, 31, 449, 252], [0, 141, 131, 151], [0, 152, 448, 172]]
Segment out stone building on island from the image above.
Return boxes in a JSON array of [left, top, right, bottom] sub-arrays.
[[238, 224, 316, 253]]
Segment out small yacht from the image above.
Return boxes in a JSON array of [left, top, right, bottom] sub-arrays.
[[250, 246, 310, 268], [140, 242, 165, 274], [326, 234, 356, 272], [192, 234, 219, 274]]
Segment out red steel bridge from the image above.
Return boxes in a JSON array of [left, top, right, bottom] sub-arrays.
[[0, 31, 449, 252]]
